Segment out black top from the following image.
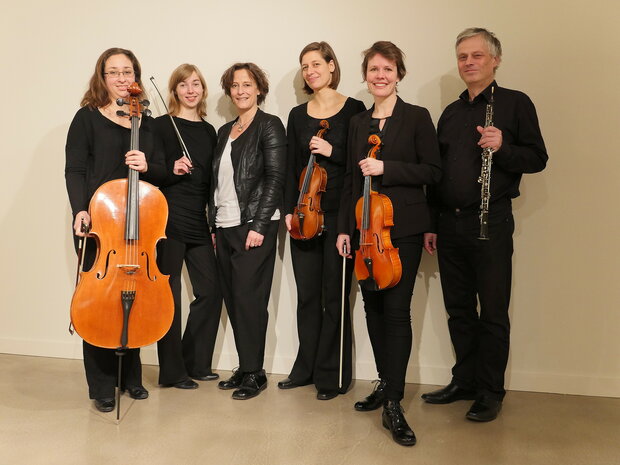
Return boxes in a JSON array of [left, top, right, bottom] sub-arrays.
[[430, 81, 548, 211], [65, 106, 166, 218], [338, 97, 442, 240], [153, 115, 217, 244], [285, 97, 366, 214]]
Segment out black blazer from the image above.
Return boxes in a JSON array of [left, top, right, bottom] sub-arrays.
[[209, 109, 287, 235], [337, 96, 442, 241]]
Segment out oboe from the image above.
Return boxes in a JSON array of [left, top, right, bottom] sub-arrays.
[[477, 86, 495, 240]]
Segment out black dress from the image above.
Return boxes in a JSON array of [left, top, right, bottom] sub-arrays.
[[65, 106, 166, 400], [284, 97, 365, 391], [153, 115, 223, 384]]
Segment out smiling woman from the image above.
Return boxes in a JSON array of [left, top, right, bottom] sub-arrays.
[[336, 41, 442, 446], [65, 47, 167, 413], [211, 63, 287, 401], [152, 64, 224, 391], [280, 41, 365, 401]]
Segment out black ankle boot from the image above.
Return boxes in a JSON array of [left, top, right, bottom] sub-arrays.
[[218, 368, 243, 390], [354, 379, 386, 411], [382, 400, 416, 446]]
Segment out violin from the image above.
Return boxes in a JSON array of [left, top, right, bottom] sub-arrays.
[[354, 134, 402, 291], [289, 120, 329, 240], [70, 82, 174, 349]]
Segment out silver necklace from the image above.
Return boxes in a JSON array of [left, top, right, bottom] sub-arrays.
[[234, 115, 255, 132]]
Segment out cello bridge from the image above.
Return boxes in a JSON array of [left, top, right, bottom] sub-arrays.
[[117, 264, 141, 275]]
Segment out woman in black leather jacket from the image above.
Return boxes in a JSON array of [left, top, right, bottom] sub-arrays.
[[210, 62, 286, 400]]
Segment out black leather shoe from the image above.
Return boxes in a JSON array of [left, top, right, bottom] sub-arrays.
[[466, 396, 502, 422], [94, 398, 115, 412], [277, 378, 309, 389], [218, 369, 243, 390], [125, 386, 149, 400], [382, 400, 416, 446], [316, 389, 338, 400], [421, 382, 477, 404], [163, 378, 199, 389], [354, 379, 386, 411], [189, 372, 219, 381], [232, 370, 267, 400]]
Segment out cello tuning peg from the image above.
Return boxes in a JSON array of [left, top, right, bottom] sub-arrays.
[[116, 110, 127, 117], [116, 98, 127, 107], [142, 109, 152, 117], [140, 99, 150, 107]]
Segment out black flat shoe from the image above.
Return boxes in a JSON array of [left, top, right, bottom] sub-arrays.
[[466, 396, 502, 422], [218, 368, 243, 390], [189, 372, 219, 381], [421, 382, 477, 404], [277, 378, 309, 390], [354, 379, 386, 411], [232, 370, 267, 400], [163, 378, 198, 389], [94, 398, 115, 413], [316, 389, 338, 400], [125, 386, 149, 400], [382, 400, 416, 447]]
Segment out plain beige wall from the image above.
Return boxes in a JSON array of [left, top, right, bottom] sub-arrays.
[[1, 0, 618, 397]]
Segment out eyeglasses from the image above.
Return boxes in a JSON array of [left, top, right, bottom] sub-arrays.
[[104, 70, 135, 78]]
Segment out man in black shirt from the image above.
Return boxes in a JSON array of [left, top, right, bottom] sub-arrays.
[[422, 28, 548, 421]]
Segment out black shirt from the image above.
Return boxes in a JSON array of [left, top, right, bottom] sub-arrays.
[[65, 106, 166, 218], [153, 115, 217, 244], [431, 81, 548, 211], [285, 97, 366, 214]]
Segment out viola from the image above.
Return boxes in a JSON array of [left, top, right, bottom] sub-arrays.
[[354, 134, 402, 291], [289, 120, 329, 240], [70, 82, 174, 349]]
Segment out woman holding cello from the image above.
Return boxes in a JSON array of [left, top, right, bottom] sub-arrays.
[[153, 64, 223, 390], [65, 48, 167, 412], [336, 41, 441, 446], [280, 42, 364, 400]]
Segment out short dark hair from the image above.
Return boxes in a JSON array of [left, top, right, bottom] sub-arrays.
[[298, 41, 341, 95], [81, 47, 143, 109], [220, 63, 269, 105], [361, 41, 406, 81]]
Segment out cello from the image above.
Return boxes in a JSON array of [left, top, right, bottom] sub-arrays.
[[354, 134, 402, 291], [70, 83, 174, 418], [289, 120, 329, 240]]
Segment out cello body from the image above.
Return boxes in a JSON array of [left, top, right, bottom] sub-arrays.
[[70, 179, 174, 349]]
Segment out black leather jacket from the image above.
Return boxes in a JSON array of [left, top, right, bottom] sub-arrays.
[[210, 109, 287, 235]]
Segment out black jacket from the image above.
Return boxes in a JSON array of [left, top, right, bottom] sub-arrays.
[[338, 96, 442, 240], [210, 109, 287, 235]]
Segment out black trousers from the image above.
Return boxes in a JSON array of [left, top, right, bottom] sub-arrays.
[[359, 235, 423, 401], [288, 214, 353, 392], [215, 221, 279, 373], [156, 237, 223, 384], [76, 236, 142, 399], [437, 205, 514, 400]]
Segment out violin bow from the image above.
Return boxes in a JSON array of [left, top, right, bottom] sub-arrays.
[[339, 239, 348, 389], [149, 76, 193, 164], [69, 219, 90, 335]]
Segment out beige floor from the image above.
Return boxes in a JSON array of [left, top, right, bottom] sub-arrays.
[[0, 354, 618, 465]]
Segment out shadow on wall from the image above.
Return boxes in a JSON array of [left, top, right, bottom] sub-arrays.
[[273, 66, 308, 110]]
